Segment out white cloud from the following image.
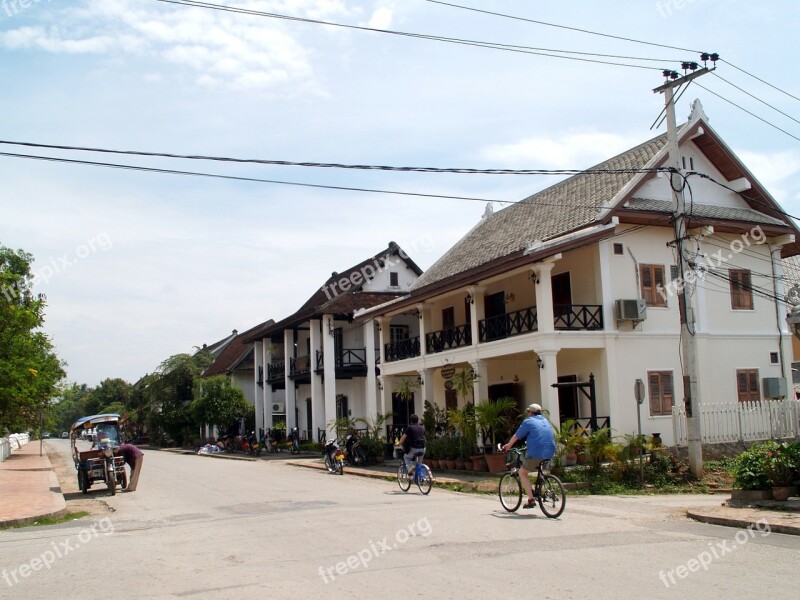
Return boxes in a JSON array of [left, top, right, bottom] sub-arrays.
[[0, 0, 360, 91], [367, 7, 394, 29], [480, 132, 641, 169]]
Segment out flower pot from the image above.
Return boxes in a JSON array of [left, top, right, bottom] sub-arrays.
[[471, 455, 488, 472], [772, 486, 794, 501], [564, 452, 578, 467], [454, 458, 465, 470], [444, 459, 456, 470], [428, 458, 439, 469], [485, 453, 507, 474]]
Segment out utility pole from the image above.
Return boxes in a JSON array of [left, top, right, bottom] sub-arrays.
[[653, 58, 716, 479]]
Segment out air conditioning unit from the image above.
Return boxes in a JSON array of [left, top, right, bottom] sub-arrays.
[[615, 299, 647, 322], [271, 402, 286, 413]]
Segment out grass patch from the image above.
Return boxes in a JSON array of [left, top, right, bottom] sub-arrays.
[[2, 511, 90, 530]]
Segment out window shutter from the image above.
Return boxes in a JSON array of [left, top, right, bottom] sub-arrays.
[[648, 372, 661, 415]]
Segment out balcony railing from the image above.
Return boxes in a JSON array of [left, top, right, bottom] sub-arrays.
[[425, 324, 472, 354], [553, 304, 603, 330], [289, 355, 311, 378], [266, 361, 285, 384], [384, 337, 421, 362], [315, 348, 369, 374], [479, 306, 538, 342]]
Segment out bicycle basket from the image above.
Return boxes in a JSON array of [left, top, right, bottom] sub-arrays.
[[505, 448, 522, 468]]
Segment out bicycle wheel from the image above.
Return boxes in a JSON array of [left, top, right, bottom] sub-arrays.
[[397, 464, 411, 492], [335, 457, 344, 475], [498, 473, 522, 512], [538, 474, 566, 518], [416, 464, 433, 495]]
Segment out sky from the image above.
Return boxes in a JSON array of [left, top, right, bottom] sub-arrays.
[[1, 0, 799, 386]]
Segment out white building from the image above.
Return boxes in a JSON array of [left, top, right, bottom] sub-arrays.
[[244, 243, 422, 441], [357, 101, 800, 447]]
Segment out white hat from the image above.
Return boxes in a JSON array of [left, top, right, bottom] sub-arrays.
[[527, 403, 542, 413]]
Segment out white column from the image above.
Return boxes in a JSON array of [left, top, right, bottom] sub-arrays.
[[534, 263, 556, 333], [421, 368, 435, 411], [365, 319, 378, 420], [418, 303, 431, 356], [468, 286, 485, 346], [283, 329, 294, 429], [262, 339, 273, 432], [253, 340, 263, 435], [472, 360, 489, 405], [309, 319, 324, 440], [323, 314, 337, 438], [537, 349, 560, 431]]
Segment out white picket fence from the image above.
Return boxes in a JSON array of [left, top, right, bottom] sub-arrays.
[[672, 399, 800, 446]]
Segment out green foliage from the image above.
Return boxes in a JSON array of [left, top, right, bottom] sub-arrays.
[[190, 375, 251, 432], [393, 376, 419, 402], [0, 245, 66, 433], [450, 367, 477, 403], [474, 397, 516, 450], [586, 428, 614, 472], [728, 441, 790, 490], [447, 404, 477, 457]]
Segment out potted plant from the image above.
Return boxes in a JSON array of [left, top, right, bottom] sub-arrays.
[[443, 436, 458, 470], [355, 411, 393, 463], [425, 435, 439, 469], [764, 441, 798, 501], [476, 397, 517, 473], [553, 419, 580, 467]]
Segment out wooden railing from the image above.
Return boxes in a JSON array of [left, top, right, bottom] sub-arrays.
[[289, 355, 311, 378], [425, 324, 472, 354], [554, 304, 604, 330], [479, 306, 538, 342], [384, 337, 421, 362], [267, 361, 285, 383]]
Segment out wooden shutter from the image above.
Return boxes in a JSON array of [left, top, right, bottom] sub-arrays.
[[648, 371, 673, 416], [641, 265, 666, 307], [737, 369, 760, 403], [729, 270, 753, 310]]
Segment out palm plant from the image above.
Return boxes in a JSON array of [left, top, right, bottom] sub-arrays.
[[474, 397, 517, 451]]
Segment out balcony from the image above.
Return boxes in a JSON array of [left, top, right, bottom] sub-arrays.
[[267, 360, 285, 387], [479, 306, 538, 342], [315, 348, 369, 378], [554, 304, 603, 330], [425, 324, 472, 354], [290, 355, 311, 381], [384, 336, 421, 363]]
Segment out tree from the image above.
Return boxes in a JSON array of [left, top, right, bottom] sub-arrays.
[[190, 375, 251, 433], [0, 245, 65, 433], [84, 378, 132, 415]]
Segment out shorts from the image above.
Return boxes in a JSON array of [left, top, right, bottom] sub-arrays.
[[521, 457, 542, 472], [404, 448, 425, 466]]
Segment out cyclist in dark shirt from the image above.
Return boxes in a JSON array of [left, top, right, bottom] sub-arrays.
[[397, 414, 425, 475]]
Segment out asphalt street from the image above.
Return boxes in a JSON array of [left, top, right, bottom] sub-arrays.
[[1, 440, 798, 599]]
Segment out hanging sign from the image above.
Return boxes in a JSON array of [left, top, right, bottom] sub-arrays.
[[441, 365, 456, 380]]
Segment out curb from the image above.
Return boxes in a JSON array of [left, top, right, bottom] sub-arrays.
[[0, 471, 67, 529], [686, 509, 800, 536]]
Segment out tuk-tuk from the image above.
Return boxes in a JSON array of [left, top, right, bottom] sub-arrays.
[[70, 414, 128, 495]]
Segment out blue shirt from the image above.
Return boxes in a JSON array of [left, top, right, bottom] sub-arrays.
[[515, 415, 556, 460]]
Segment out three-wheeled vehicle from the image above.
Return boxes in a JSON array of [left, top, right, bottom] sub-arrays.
[[70, 413, 128, 495]]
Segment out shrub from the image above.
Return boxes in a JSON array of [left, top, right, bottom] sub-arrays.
[[729, 442, 773, 490]]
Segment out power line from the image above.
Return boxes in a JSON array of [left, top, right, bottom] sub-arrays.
[[721, 59, 800, 105], [153, 0, 670, 71], [694, 82, 800, 143], [711, 72, 800, 127], [424, 0, 704, 54], [0, 139, 666, 177]]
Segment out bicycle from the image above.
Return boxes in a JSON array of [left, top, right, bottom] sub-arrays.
[[498, 445, 565, 518], [397, 451, 433, 495]]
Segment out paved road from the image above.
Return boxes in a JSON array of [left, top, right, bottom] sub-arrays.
[[1, 440, 798, 599]]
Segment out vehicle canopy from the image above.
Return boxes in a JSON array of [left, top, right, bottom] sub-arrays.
[[69, 414, 123, 443]]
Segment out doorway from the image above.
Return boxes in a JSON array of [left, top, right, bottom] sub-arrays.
[[557, 375, 579, 422]]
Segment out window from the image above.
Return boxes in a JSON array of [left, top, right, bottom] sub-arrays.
[[389, 272, 399, 287], [613, 243, 624, 255], [736, 369, 760, 403], [770, 352, 779, 364], [640, 264, 667, 307], [389, 325, 409, 345], [442, 307, 455, 330], [647, 371, 674, 416], [729, 269, 753, 310]]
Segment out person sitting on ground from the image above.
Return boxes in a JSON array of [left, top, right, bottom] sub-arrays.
[[118, 443, 144, 492], [501, 403, 556, 509], [397, 414, 426, 475]]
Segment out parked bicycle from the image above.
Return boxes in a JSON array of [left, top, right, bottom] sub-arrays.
[[397, 452, 433, 495], [498, 444, 565, 517]]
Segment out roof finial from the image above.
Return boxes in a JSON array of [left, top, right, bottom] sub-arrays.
[[689, 98, 708, 122], [482, 202, 494, 219]]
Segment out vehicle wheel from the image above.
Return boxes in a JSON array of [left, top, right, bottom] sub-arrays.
[[80, 471, 89, 495], [355, 447, 366, 464], [120, 471, 128, 490], [106, 467, 116, 495], [397, 464, 411, 492], [498, 473, 522, 512], [538, 475, 566, 518], [416, 464, 433, 495], [336, 458, 344, 475], [324, 455, 335, 473], [291, 444, 299, 455]]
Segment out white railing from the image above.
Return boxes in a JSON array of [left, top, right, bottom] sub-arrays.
[[672, 399, 800, 446], [0, 438, 9, 462]]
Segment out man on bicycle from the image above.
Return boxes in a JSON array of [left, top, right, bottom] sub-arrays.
[[501, 403, 555, 509], [397, 414, 425, 475]]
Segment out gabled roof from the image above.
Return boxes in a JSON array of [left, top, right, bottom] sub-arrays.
[[243, 243, 421, 342], [202, 320, 274, 377], [411, 132, 669, 291]]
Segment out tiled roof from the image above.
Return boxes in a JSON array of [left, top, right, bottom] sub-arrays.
[[243, 243, 419, 341], [783, 255, 800, 286], [623, 198, 786, 225], [202, 320, 274, 377], [411, 133, 669, 291]]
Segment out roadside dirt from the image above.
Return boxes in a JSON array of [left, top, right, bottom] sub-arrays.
[[47, 446, 115, 518]]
